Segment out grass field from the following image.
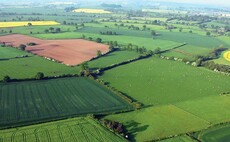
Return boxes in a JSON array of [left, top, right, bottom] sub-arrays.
[[88, 50, 140, 69], [0, 46, 79, 80], [100, 57, 230, 106], [159, 135, 196, 142], [198, 124, 230, 142], [100, 57, 230, 141], [176, 96, 230, 123], [0, 21, 60, 28], [0, 117, 127, 142], [73, 8, 112, 14], [105, 105, 209, 141], [0, 77, 131, 128]]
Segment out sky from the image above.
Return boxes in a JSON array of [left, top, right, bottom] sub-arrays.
[[148, 0, 230, 6], [1, 0, 230, 7]]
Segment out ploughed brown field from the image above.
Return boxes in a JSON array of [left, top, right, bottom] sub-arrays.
[[0, 34, 109, 65]]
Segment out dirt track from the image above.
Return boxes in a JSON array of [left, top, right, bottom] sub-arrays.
[[0, 34, 109, 65]]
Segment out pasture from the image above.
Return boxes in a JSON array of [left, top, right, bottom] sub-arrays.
[[88, 50, 140, 69], [0, 34, 109, 65], [0, 46, 78, 80], [101, 57, 230, 141], [0, 21, 60, 28], [0, 117, 126, 142], [105, 105, 209, 141], [0, 77, 131, 128], [100, 57, 230, 106]]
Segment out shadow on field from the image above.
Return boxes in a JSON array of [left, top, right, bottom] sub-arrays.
[[125, 120, 149, 142]]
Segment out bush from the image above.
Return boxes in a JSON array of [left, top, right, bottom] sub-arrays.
[[27, 42, 37, 46], [18, 44, 26, 50], [35, 72, 44, 80], [3, 75, 11, 82]]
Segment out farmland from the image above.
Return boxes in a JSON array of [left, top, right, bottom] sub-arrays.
[[224, 51, 230, 61], [73, 8, 112, 14], [0, 46, 79, 80], [0, 21, 60, 28], [0, 77, 131, 128], [0, 117, 126, 142], [198, 124, 230, 142], [101, 57, 230, 141], [0, 34, 109, 65], [88, 50, 140, 69], [0, 1, 230, 142]]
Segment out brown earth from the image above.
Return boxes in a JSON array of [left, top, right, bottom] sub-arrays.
[[0, 34, 109, 65]]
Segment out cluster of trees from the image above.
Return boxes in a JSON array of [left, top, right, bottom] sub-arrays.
[[121, 43, 161, 54], [107, 41, 118, 51], [100, 31, 117, 35], [203, 61, 230, 73], [101, 119, 125, 134], [44, 27, 61, 33]]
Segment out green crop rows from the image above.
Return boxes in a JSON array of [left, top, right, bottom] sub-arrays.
[[0, 77, 132, 128], [0, 117, 127, 142]]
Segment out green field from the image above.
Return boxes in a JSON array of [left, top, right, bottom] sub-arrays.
[[105, 105, 209, 141], [100, 57, 230, 141], [0, 46, 79, 80], [100, 57, 230, 106], [0, 77, 131, 128], [159, 135, 196, 142], [88, 50, 140, 69], [198, 124, 230, 142], [0, 117, 127, 142]]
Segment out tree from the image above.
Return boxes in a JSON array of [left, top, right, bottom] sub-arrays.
[[49, 27, 54, 32], [3, 75, 11, 82], [55, 28, 61, 33], [35, 72, 44, 80], [18, 44, 26, 50], [179, 27, 183, 32], [206, 31, 211, 36], [9, 29, 12, 33], [63, 21, 67, 25], [27, 23, 32, 26], [44, 29, 49, 33], [97, 50, 102, 57], [189, 30, 193, 33], [151, 30, 157, 37], [96, 38, 102, 43], [80, 62, 89, 71]]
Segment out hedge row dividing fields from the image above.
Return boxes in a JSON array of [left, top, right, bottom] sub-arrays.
[[0, 77, 132, 129]]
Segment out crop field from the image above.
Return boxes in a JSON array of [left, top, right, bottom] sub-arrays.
[[0, 117, 126, 142], [198, 124, 230, 142], [0, 77, 131, 128], [101, 57, 230, 141], [88, 50, 140, 69], [73, 8, 112, 14], [0, 21, 60, 28], [224, 50, 230, 61], [0, 46, 79, 80], [0, 34, 109, 65]]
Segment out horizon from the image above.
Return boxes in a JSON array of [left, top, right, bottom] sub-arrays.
[[0, 0, 230, 7]]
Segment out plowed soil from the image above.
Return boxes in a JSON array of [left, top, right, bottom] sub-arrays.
[[0, 34, 109, 65]]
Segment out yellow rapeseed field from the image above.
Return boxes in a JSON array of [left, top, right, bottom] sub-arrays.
[[224, 51, 230, 62], [73, 8, 111, 14], [0, 21, 60, 28]]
